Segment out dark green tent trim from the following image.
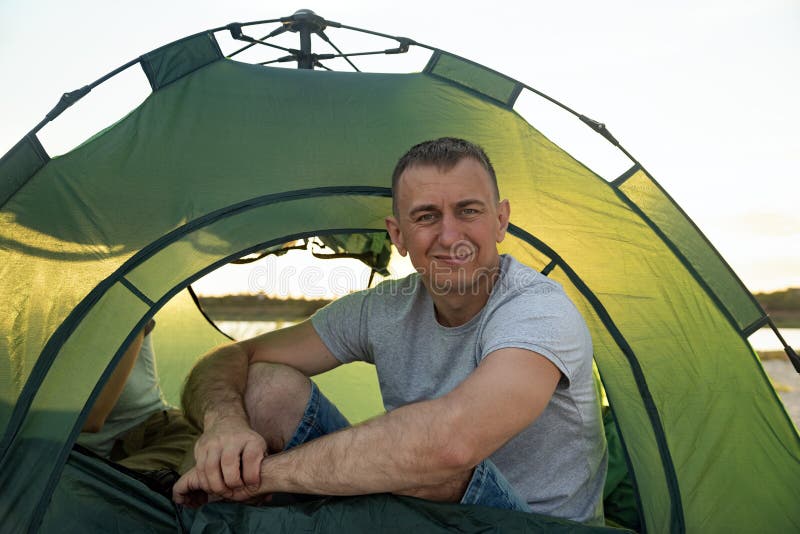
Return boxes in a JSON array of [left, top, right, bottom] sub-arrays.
[[743, 316, 769, 337], [423, 50, 523, 108], [121, 277, 155, 307], [603, 405, 645, 531], [508, 224, 685, 534], [33, 225, 389, 531], [611, 165, 641, 188], [541, 259, 558, 276], [140, 31, 224, 91], [0, 134, 49, 208]]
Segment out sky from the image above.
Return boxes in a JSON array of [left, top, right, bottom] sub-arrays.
[[1, 0, 798, 292]]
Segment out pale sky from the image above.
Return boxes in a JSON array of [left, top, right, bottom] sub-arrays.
[[1, 0, 798, 292]]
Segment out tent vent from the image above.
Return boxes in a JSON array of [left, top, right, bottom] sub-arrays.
[[424, 51, 522, 108], [0, 134, 49, 208], [140, 31, 224, 91]]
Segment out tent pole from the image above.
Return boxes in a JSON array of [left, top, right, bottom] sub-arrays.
[[298, 25, 313, 69], [767, 317, 800, 373], [285, 9, 327, 69]]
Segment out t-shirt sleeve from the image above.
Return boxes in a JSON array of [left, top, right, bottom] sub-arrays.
[[480, 284, 591, 386], [310, 289, 373, 364]]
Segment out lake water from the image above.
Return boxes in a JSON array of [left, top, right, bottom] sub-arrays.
[[748, 328, 800, 352], [217, 321, 799, 352], [216, 320, 297, 340]]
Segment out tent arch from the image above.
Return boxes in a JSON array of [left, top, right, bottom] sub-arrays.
[[0, 187, 392, 440], [5, 194, 398, 529]]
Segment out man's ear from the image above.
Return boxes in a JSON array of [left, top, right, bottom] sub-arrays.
[[385, 216, 407, 256], [496, 199, 510, 243]]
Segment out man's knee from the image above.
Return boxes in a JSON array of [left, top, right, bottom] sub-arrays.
[[244, 362, 312, 451]]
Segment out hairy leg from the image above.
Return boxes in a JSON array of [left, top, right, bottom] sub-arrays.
[[244, 362, 312, 454]]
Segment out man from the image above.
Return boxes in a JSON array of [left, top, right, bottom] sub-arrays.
[[173, 138, 607, 524]]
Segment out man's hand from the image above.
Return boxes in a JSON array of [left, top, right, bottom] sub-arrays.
[[178, 320, 341, 503], [174, 466, 265, 507], [192, 414, 267, 497], [173, 467, 211, 508]]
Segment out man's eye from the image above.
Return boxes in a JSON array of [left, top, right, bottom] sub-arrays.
[[461, 208, 478, 215], [417, 213, 436, 222]]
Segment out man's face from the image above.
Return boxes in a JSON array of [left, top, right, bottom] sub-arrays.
[[385, 157, 510, 296]]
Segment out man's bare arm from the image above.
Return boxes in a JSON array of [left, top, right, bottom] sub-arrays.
[[82, 329, 145, 432], [174, 347, 560, 504], [180, 320, 340, 493]]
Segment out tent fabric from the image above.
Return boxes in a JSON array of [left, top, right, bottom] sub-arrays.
[[615, 168, 763, 331], [1, 28, 799, 533]]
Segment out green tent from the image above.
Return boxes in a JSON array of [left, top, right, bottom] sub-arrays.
[[1, 11, 798, 533]]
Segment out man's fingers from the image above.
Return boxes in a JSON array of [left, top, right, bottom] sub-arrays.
[[203, 447, 228, 495], [195, 446, 210, 491], [189, 425, 267, 499], [173, 472, 189, 503], [173, 468, 209, 508], [241, 440, 266, 487], [221, 446, 244, 490]]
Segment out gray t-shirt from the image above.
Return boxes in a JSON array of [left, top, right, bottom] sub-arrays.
[[311, 254, 607, 524]]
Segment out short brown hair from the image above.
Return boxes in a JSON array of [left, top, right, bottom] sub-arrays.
[[391, 137, 499, 216]]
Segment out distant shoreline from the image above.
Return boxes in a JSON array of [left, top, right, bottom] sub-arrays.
[[754, 288, 800, 328], [199, 295, 331, 322], [196, 291, 800, 328], [764, 311, 800, 329], [196, 294, 798, 360], [758, 350, 797, 362]]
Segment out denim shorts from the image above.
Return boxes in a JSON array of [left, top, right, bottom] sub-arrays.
[[285, 382, 531, 513]]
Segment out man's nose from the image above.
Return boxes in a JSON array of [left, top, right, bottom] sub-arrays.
[[438, 212, 464, 247]]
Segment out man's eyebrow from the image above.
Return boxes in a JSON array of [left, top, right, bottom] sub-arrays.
[[408, 204, 439, 216], [454, 199, 487, 208]]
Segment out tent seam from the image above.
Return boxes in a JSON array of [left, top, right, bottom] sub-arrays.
[[637, 168, 765, 319], [611, 164, 641, 187], [611, 185, 762, 341], [424, 71, 514, 110], [604, 405, 647, 533], [121, 277, 155, 306]]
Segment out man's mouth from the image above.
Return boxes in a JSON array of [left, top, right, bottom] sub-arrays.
[[433, 241, 476, 265], [433, 255, 470, 266]]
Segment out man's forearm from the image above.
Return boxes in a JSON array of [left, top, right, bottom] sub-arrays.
[[254, 397, 474, 497], [181, 343, 251, 430], [83, 330, 144, 432]]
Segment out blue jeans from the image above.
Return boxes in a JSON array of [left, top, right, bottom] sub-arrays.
[[285, 382, 531, 513]]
